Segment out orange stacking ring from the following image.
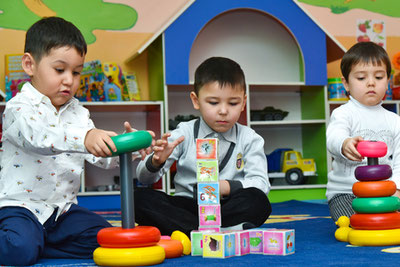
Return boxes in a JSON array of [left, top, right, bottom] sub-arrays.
[[157, 239, 184, 258], [350, 212, 400, 230], [97, 226, 161, 248], [352, 180, 397, 198]]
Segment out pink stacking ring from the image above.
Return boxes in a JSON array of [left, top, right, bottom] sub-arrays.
[[356, 141, 387, 158]]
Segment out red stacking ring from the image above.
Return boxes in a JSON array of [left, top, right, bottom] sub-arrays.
[[356, 141, 387, 158], [350, 212, 400, 230], [354, 165, 392, 181], [352, 180, 397, 198], [97, 226, 161, 248], [157, 239, 184, 258]]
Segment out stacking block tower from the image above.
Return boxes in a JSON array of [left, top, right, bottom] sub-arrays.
[[347, 141, 400, 246], [196, 138, 221, 231]]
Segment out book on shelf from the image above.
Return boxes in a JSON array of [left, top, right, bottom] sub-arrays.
[[76, 60, 106, 102], [124, 72, 141, 101], [4, 54, 30, 101]]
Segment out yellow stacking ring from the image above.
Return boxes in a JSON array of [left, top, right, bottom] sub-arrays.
[[93, 245, 165, 266], [348, 228, 400, 246]]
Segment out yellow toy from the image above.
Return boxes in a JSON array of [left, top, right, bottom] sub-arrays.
[[348, 229, 400, 246], [93, 245, 165, 266], [171, 230, 191, 255], [334, 216, 351, 242]]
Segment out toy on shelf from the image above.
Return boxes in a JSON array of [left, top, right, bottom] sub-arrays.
[[93, 131, 167, 266], [102, 62, 130, 101], [327, 78, 348, 101], [76, 60, 106, 102], [250, 106, 289, 121], [334, 140, 400, 246], [266, 148, 317, 185], [169, 114, 199, 130], [4, 54, 31, 101]]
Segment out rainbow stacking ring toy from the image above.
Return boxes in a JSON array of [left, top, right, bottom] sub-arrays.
[[335, 140, 400, 246], [93, 131, 167, 266]]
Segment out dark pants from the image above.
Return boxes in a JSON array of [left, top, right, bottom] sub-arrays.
[[134, 187, 271, 236], [0, 204, 111, 266]]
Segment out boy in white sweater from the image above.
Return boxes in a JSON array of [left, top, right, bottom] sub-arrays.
[[326, 42, 400, 222], [135, 57, 271, 236]]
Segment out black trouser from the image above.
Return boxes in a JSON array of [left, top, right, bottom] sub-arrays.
[[134, 187, 271, 236]]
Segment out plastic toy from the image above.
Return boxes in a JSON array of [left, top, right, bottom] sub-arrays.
[[157, 239, 183, 258], [263, 229, 295, 255], [350, 212, 400, 230], [202, 232, 236, 258], [352, 180, 397, 197], [249, 229, 264, 253], [93, 131, 166, 266], [233, 230, 250, 256], [93, 246, 165, 266], [171, 230, 191, 255], [199, 205, 221, 226], [354, 164, 392, 181], [334, 216, 351, 242], [348, 228, 400, 246], [97, 226, 160, 248], [352, 196, 400, 213], [266, 148, 317, 185], [335, 140, 400, 246], [196, 138, 221, 232], [250, 106, 289, 121]]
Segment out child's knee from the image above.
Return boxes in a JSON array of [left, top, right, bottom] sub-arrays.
[[0, 233, 42, 265]]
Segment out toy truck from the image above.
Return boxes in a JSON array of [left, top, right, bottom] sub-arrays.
[[266, 148, 317, 185]]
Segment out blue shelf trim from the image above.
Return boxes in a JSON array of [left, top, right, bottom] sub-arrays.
[[164, 0, 327, 86]]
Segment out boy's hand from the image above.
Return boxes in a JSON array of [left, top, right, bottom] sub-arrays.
[[394, 189, 400, 199], [152, 133, 185, 167], [342, 136, 364, 161], [85, 128, 117, 157], [124, 121, 156, 160], [219, 180, 231, 197]]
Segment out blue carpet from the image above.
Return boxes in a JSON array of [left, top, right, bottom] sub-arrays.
[[32, 200, 400, 266]]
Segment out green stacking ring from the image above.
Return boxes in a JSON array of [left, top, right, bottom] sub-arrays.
[[110, 131, 152, 156], [352, 196, 400, 214]]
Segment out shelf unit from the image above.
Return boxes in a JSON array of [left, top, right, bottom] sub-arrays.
[[79, 101, 164, 195], [247, 84, 327, 189], [161, 4, 332, 201]]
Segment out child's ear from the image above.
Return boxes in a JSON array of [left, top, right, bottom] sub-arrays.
[[190, 91, 200, 110], [21, 53, 35, 76], [341, 77, 350, 94], [241, 94, 247, 111]]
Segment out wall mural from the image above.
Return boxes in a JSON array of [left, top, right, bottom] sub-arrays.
[[0, 0, 137, 44], [298, 0, 400, 17]]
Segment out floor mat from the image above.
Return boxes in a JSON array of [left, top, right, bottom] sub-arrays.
[[32, 200, 400, 266]]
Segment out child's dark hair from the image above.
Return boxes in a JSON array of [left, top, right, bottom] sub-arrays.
[[24, 17, 87, 62], [194, 57, 246, 95], [341, 42, 391, 82]]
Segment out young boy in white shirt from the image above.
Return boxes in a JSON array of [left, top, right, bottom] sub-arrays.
[[0, 17, 152, 266], [135, 57, 271, 236], [326, 42, 400, 222]]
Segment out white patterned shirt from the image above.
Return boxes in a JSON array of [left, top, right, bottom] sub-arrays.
[[0, 82, 119, 224]]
